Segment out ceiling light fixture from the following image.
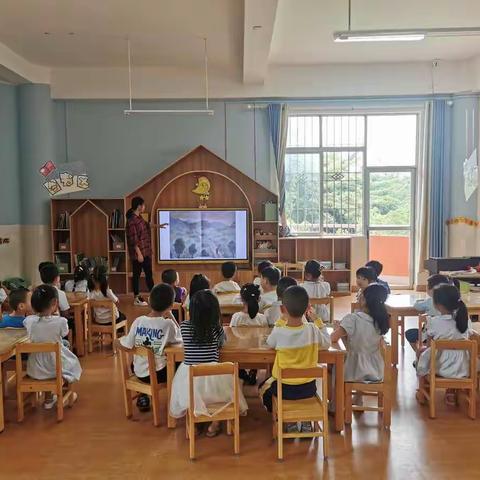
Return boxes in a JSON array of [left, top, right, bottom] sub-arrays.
[[333, 0, 480, 42], [124, 36, 214, 116]]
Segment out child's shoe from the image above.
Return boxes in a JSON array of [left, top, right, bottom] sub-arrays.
[[300, 421, 313, 433], [44, 394, 58, 410], [136, 394, 151, 412]]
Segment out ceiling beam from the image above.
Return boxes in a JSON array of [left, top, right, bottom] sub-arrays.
[[243, 0, 278, 85]]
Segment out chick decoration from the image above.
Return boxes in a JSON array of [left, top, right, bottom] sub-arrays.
[[192, 176, 211, 208]]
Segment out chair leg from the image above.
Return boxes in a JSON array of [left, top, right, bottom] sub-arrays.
[[151, 391, 160, 427], [17, 390, 24, 422], [189, 413, 196, 460], [226, 419, 232, 435], [234, 417, 240, 455], [382, 391, 391, 428], [57, 389, 64, 422], [277, 417, 283, 460], [469, 387, 476, 420], [322, 420, 329, 459], [123, 387, 133, 419], [112, 328, 118, 354], [428, 384, 436, 419], [344, 384, 353, 424], [272, 412, 277, 439]]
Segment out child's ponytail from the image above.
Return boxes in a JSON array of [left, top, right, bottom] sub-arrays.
[[240, 283, 261, 319], [363, 284, 389, 335], [433, 284, 468, 333]]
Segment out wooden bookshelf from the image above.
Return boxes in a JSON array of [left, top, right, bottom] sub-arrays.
[[50, 199, 128, 294], [278, 236, 367, 295]]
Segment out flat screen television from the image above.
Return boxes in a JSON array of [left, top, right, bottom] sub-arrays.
[[157, 209, 249, 263]]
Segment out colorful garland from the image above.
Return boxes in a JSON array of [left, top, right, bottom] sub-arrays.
[[446, 216, 480, 227]]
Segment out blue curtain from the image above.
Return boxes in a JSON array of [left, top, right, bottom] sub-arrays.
[[267, 104, 288, 226], [429, 99, 451, 257]]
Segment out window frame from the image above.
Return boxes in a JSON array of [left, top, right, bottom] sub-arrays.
[[285, 106, 423, 237]]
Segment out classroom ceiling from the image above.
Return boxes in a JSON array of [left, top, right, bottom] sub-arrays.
[[0, 0, 480, 82]]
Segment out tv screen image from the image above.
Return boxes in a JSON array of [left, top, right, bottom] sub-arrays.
[[158, 209, 248, 262]]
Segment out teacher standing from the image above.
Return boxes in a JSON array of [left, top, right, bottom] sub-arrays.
[[126, 196, 155, 306]]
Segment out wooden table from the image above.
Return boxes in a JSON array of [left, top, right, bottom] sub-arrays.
[[66, 293, 88, 357], [386, 292, 480, 365], [165, 326, 346, 432], [216, 292, 243, 315], [0, 329, 28, 432]]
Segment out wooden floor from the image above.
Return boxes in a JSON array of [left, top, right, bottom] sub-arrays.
[[1, 294, 480, 479]]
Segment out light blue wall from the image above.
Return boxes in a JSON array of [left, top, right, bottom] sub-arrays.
[[17, 84, 57, 225], [450, 96, 478, 219], [18, 92, 275, 225], [0, 84, 21, 224]]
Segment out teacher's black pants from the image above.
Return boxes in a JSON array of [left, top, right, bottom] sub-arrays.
[[132, 255, 154, 296]]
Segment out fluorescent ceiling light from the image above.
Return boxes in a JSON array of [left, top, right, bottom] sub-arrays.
[[333, 27, 480, 43]]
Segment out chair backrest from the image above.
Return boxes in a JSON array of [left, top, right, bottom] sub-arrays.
[[188, 362, 238, 416], [121, 345, 158, 386], [277, 366, 327, 415], [310, 296, 334, 323], [172, 302, 184, 323], [430, 339, 478, 380], [15, 342, 62, 382], [89, 298, 116, 323], [351, 301, 359, 313], [273, 263, 286, 276]]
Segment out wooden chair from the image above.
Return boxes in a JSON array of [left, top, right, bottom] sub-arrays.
[[285, 262, 305, 282], [273, 263, 286, 276], [88, 299, 127, 353], [351, 301, 359, 313], [172, 302, 184, 323], [417, 314, 428, 351], [117, 342, 166, 427], [344, 340, 393, 428], [272, 365, 329, 461], [15, 342, 75, 422], [310, 296, 334, 324], [417, 339, 477, 419], [186, 362, 240, 460]]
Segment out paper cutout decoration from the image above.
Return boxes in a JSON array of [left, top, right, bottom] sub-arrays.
[[463, 148, 478, 201], [41, 161, 90, 196], [39, 161, 56, 177]]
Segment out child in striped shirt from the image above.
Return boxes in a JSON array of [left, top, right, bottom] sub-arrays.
[[260, 285, 331, 433], [170, 289, 248, 436]]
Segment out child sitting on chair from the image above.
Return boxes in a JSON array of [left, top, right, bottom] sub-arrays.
[[331, 284, 389, 385], [213, 262, 241, 294], [253, 260, 273, 289], [260, 285, 331, 434], [170, 289, 248, 437], [259, 266, 281, 310], [405, 274, 449, 352], [65, 265, 88, 293], [39, 262, 70, 317], [161, 269, 187, 303], [88, 266, 126, 325], [355, 266, 378, 299], [120, 283, 181, 412], [416, 284, 472, 406], [264, 276, 298, 327], [300, 260, 331, 323], [24, 284, 82, 409], [0, 288, 32, 328], [365, 260, 391, 294]]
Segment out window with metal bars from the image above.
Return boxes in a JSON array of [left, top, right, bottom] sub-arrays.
[[285, 115, 365, 235]]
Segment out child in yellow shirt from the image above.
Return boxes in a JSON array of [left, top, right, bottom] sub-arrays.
[[259, 285, 331, 433]]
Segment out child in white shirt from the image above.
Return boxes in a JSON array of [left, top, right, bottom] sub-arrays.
[[259, 266, 280, 310], [120, 283, 181, 411], [24, 284, 82, 409], [264, 276, 297, 327], [65, 265, 88, 293], [300, 260, 331, 323], [213, 262, 241, 294], [88, 266, 125, 325], [39, 262, 70, 315], [230, 283, 267, 327]]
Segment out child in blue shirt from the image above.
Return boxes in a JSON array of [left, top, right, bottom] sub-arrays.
[[365, 260, 391, 294], [0, 288, 32, 328]]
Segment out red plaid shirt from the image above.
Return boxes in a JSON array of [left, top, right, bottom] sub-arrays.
[[126, 213, 152, 258]]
